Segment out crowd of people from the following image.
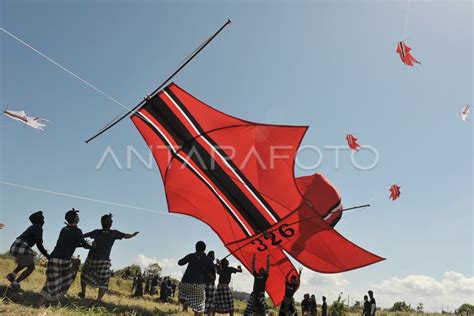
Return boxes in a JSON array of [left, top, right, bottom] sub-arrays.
[[4, 211, 378, 315], [176, 241, 378, 316], [130, 271, 176, 301]]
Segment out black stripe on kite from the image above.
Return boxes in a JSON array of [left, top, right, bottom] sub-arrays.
[[143, 95, 273, 233], [322, 200, 343, 219], [133, 110, 251, 237], [164, 87, 282, 222]]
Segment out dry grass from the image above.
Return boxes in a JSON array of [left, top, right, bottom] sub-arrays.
[[0, 258, 454, 315], [0, 257, 189, 315]]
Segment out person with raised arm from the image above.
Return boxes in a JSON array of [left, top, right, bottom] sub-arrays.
[[79, 213, 138, 301], [214, 258, 243, 315], [279, 267, 302, 316], [244, 254, 270, 316]]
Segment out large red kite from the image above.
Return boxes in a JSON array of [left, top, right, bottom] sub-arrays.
[[131, 83, 384, 304]]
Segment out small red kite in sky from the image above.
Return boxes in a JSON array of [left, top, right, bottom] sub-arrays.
[[389, 185, 401, 201], [346, 134, 360, 151], [396, 41, 421, 66], [460, 105, 470, 121], [0, 223, 4, 229]]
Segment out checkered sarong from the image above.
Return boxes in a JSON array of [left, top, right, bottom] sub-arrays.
[[81, 258, 112, 289], [244, 291, 268, 316], [10, 239, 34, 256], [179, 282, 206, 313], [204, 282, 215, 313], [40, 258, 79, 301], [214, 283, 234, 313]]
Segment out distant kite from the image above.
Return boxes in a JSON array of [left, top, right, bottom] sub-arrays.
[[346, 134, 361, 151], [460, 105, 470, 121], [0, 223, 4, 229], [3, 109, 48, 130], [389, 185, 401, 201], [396, 42, 421, 67]]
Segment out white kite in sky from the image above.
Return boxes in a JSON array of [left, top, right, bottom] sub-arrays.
[[3, 109, 48, 130], [459, 105, 470, 121]]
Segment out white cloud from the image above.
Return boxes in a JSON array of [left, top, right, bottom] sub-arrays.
[[135, 254, 160, 268], [157, 258, 179, 270], [370, 272, 474, 312], [133, 254, 472, 312], [135, 254, 185, 280]]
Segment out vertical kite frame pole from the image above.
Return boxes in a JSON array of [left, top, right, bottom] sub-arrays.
[[84, 19, 232, 144]]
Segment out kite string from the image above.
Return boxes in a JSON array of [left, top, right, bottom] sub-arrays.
[[0, 180, 179, 217], [403, 0, 411, 39], [0, 27, 132, 113]]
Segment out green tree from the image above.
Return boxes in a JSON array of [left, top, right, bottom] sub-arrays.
[[390, 301, 414, 312], [350, 301, 363, 313], [416, 302, 424, 313], [455, 304, 474, 315], [330, 294, 347, 316], [145, 262, 162, 275], [115, 264, 141, 277]]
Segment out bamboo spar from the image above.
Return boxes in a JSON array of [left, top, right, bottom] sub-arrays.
[[85, 19, 231, 144]]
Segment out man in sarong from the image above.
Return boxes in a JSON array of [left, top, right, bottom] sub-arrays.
[[79, 213, 138, 301]]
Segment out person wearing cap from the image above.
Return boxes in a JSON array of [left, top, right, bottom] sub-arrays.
[[79, 213, 138, 301], [178, 241, 215, 316], [39, 208, 92, 303], [6, 211, 49, 291]]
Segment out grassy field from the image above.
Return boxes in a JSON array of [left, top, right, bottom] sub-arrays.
[[0, 257, 195, 315], [0, 257, 458, 315]]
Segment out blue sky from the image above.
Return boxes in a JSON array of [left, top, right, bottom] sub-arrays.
[[0, 0, 472, 311]]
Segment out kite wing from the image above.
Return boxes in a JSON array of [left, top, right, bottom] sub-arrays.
[[131, 83, 383, 304], [4, 110, 47, 130]]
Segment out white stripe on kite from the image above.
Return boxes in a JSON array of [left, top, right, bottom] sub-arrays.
[[323, 200, 344, 221]]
